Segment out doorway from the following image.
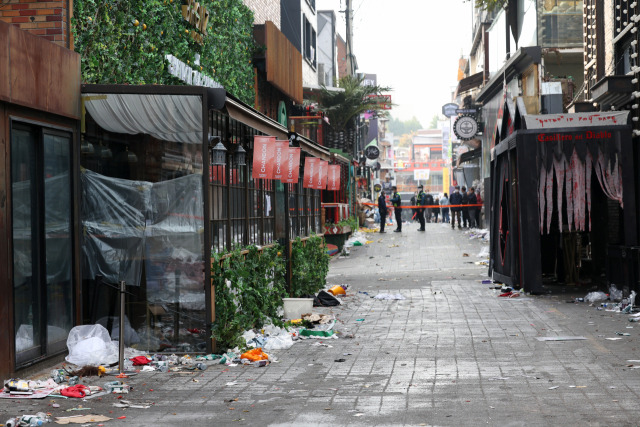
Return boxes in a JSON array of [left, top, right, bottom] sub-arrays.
[[11, 121, 74, 366]]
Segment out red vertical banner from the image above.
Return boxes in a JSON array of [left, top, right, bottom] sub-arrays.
[[283, 147, 301, 184], [327, 164, 341, 191], [252, 136, 276, 180], [316, 160, 328, 190], [273, 140, 289, 180], [303, 157, 318, 189]]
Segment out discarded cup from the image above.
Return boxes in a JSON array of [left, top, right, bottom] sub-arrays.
[[196, 363, 208, 371]]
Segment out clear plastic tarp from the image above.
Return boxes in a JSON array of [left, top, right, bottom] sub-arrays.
[[81, 169, 204, 287]]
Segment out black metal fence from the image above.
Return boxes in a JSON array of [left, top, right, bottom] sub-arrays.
[[209, 110, 322, 253]]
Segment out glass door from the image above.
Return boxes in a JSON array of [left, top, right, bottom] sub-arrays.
[[11, 122, 73, 365]]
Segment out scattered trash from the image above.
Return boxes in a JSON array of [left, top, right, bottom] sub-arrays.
[[356, 319, 365, 322], [334, 359, 346, 362], [65, 324, 119, 366], [609, 285, 623, 302], [462, 253, 469, 257], [328, 285, 346, 296], [548, 386, 559, 390], [535, 336, 587, 341], [584, 291, 608, 304], [606, 337, 624, 341], [299, 329, 336, 338], [313, 290, 341, 307], [113, 400, 152, 409], [240, 348, 269, 362], [616, 332, 631, 336], [499, 292, 520, 298], [373, 293, 406, 300]]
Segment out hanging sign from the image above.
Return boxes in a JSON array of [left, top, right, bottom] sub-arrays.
[[273, 140, 289, 180], [303, 157, 319, 188], [283, 147, 301, 184], [316, 160, 329, 190], [252, 136, 276, 180], [453, 115, 479, 140], [328, 165, 341, 191]]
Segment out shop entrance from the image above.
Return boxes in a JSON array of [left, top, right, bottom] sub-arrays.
[[11, 121, 74, 366]]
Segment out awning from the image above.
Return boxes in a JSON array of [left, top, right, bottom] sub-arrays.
[[457, 147, 482, 166], [456, 72, 484, 95], [83, 92, 204, 144], [591, 76, 634, 109], [476, 46, 542, 103]]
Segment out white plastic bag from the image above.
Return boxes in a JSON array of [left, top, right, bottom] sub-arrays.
[[264, 334, 294, 350], [65, 324, 119, 366], [609, 285, 623, 302], [584, 291, 608, 304]]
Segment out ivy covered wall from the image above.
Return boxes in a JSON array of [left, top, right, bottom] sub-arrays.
[[72, 0, 256, 105]]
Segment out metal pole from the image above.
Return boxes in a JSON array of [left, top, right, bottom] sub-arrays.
[[118, 280, 125, 374]]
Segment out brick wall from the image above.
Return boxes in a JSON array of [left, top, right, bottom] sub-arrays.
[[0, 0, 71, 48], [336, 34, 348, 79], [243, 0, 280, 29]]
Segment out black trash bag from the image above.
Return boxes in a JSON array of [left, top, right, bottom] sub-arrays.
[[313, 290, 340, 307]]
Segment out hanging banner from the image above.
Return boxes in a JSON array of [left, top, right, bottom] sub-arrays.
[[316, 160, 329, 190], [303, 157, 319, 189], [252, 136, 276, 180], [283, 147, 301, 184], [327, 165, 341, 191], [273, 140, 289, 180]]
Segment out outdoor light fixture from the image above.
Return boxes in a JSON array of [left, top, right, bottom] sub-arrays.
[[234, 144, 246, 166], [81, 138, 95, 155], [209, 136, 226, 166]]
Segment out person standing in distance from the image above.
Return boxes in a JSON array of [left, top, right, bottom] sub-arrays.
[[440, 193, 450, 224], [461, 186, 469, 228], [449, 186, 462, 229], [390, 186, 402, 232], [416, 185, 427, 231], [468, 187, 478, 228], [378, 190, 388, 233]]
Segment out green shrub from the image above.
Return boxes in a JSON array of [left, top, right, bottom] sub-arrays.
[[290, 234, 329, 297], [211, 244, 286, 351]]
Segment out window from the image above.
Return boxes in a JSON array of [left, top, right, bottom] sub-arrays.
[[303, 16, 316, 68]]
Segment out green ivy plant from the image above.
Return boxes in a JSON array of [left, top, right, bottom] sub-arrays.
[[72, 0, 256, 104], [290, 235, 329, 297], [211, 244, 287, 351]]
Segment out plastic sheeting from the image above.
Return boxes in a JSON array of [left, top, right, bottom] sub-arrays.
[[81, 169, 204, 288]]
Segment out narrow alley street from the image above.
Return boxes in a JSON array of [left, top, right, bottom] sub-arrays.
[[3, 224, 640, 426]]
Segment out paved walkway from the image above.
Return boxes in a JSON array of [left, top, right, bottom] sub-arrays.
[[3, 222, 640, 426]]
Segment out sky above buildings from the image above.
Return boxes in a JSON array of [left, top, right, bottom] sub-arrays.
[[318, 0, 473, 129]]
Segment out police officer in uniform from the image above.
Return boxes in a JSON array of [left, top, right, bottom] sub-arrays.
[[390, 186, 402, 232], [378, 190, 388, 233], [416, 185, 426, 231]]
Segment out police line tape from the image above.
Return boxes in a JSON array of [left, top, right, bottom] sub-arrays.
[[360, 202, 483, 209]]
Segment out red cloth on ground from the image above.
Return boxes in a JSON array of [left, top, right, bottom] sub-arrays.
[[60, 384, 89, 398], [130, 356, 151, 366]]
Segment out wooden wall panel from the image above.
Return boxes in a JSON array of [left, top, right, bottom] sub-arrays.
[[0, 23, 10, 103], [5, 21, 80, 119], [265, 21, 303, 104]]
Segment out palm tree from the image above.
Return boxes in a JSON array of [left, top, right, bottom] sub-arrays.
[[312, 75, 392, 132]]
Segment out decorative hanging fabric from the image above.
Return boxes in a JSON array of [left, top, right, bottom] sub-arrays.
[[537, 143, 623, 235]]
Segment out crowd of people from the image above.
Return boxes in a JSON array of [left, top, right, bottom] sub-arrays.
[[377, 185, 482, 233]]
